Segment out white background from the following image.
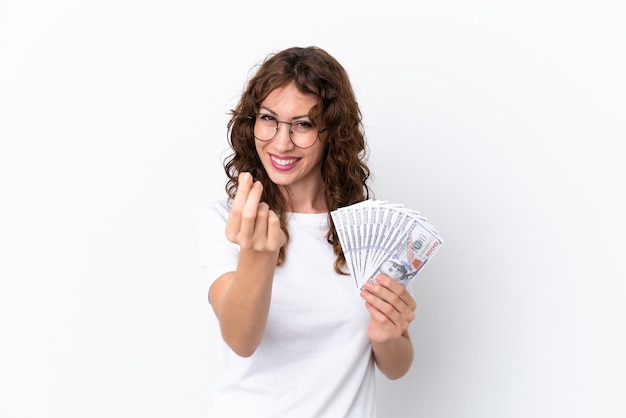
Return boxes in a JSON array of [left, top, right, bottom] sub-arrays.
[[1, 1, 625, 417]]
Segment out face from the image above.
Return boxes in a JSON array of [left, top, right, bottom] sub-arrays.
[[255, 82, 326, 204], [380, 260, 405, 281]]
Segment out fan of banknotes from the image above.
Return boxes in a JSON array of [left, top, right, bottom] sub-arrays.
[[331, 200, 443, 291]]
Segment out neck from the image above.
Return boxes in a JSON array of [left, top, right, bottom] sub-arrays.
[[281, 185, 327, 213]]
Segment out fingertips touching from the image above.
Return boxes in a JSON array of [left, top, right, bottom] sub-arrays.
[[238, 171, 252, 184]]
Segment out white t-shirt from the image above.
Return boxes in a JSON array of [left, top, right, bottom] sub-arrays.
[[194, 199, 376, 418]]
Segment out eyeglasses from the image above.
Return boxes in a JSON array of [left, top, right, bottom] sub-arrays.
[[251, 114, 326, 149]]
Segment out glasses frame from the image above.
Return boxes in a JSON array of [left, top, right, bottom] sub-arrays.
[[248, 114, 327, 149]]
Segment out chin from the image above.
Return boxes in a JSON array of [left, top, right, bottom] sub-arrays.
[[266, 172, 298, 187]]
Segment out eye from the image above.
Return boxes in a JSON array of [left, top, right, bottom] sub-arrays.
[[293, 120, 314, 131], [258, 114, 276, 122]]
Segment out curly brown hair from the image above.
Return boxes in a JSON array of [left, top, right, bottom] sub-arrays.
[[223, 46, 371, 274]]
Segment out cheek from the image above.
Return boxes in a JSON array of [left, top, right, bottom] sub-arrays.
[[307, 147, 325, 166]]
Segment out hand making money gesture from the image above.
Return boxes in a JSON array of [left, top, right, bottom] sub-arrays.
[[225, 172, 286, 253]]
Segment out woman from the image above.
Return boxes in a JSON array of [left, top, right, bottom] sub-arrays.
[[195, 46, 417, 417]]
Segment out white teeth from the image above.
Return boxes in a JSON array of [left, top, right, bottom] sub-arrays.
[[271, 156, 298, 166]]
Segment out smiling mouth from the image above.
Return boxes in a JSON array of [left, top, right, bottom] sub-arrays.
[[270, 154, 300, 168]]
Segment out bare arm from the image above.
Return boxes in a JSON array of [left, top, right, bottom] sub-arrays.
[[370, 331, 414, 380], [360, 275, 417, 379], [209, 172, 286, 357]]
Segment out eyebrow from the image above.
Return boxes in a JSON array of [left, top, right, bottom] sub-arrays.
[[259, 106, 310, 121]]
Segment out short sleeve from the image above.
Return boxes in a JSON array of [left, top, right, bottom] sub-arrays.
[[193, 199, 240, 292]]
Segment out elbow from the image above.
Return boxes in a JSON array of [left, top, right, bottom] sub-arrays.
[[378, 360, 412, 380], [382, 368, 410, 380], [230, 344, 257, 358], [221, 331, 262, 358], [216, 309, 266, 358]]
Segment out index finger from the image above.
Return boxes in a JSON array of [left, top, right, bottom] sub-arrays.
[[231, 172, 254, 209], [226, 172, 254, 234]]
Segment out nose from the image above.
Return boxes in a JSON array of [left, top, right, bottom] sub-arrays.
[[274, 121, 295, 150]]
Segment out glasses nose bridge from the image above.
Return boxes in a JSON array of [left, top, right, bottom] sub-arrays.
[[276, 119, 294, 133], [274, 119, 296, 143]]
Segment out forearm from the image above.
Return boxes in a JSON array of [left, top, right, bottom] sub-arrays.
[[214, 249, 278, 357], [371, 331, 414, 380]]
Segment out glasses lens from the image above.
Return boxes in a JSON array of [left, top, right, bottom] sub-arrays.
[[290, 121, 318, 148], [254, 114, 278, 142]]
